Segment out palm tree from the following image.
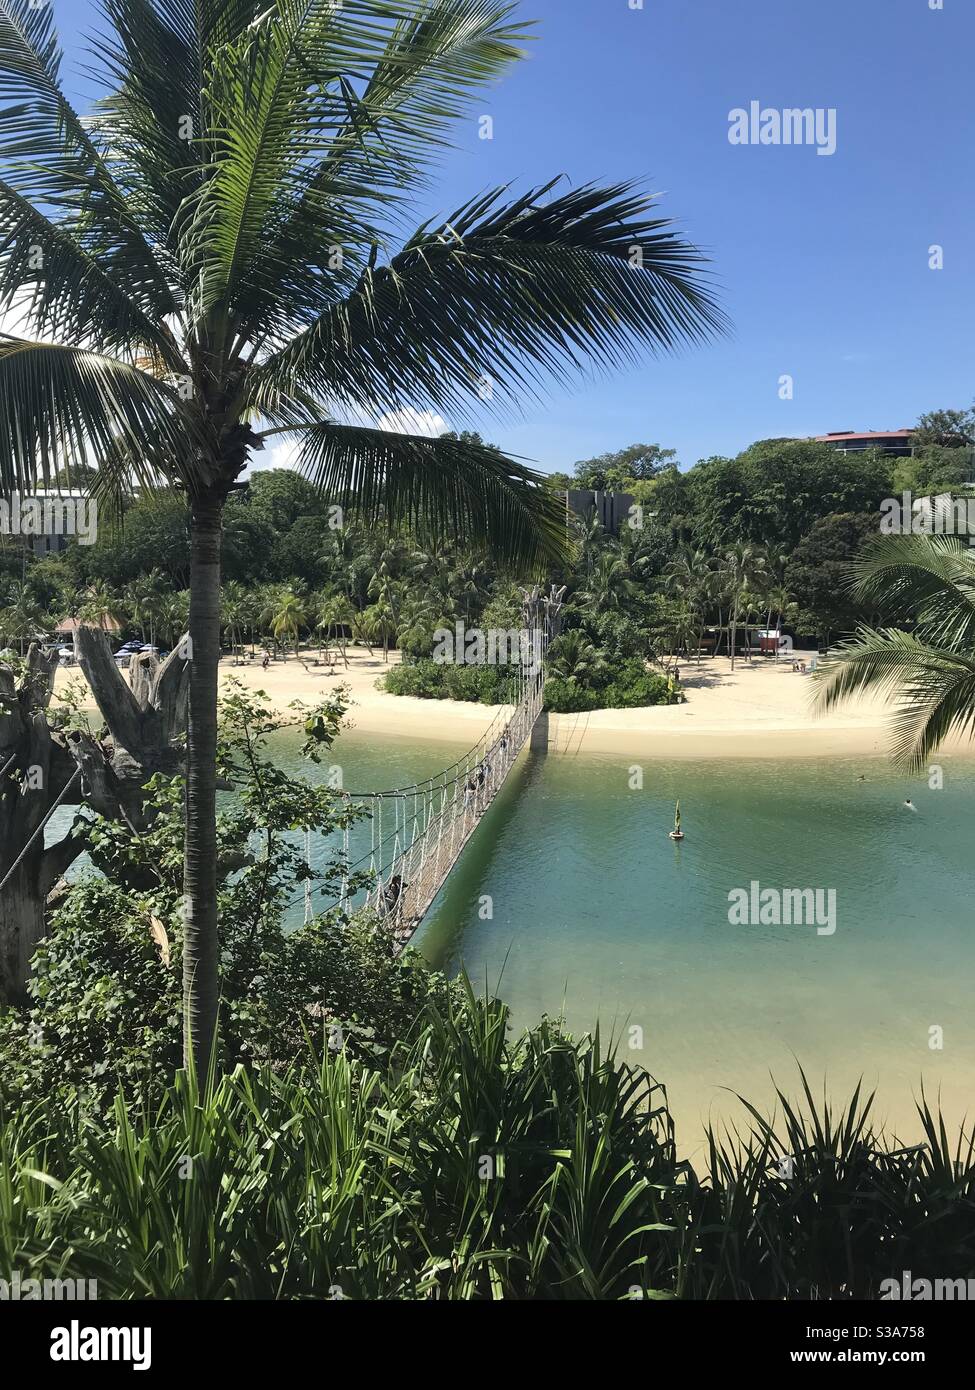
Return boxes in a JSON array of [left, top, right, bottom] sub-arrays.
[[367, 546, 402, 660], [269, 588, 307, 661], [354, 602, 396, 658], [157, 592, 191, 650], [123, 568, 167, 648], [760, 584, 797, 647], [221, 581, 251, 663], [664, 548, 712, 660], [580, 548, 632, 611], [815, 535, 975, 768], [76, 582, 126, 636], [547, 629, 608, 684], [0, 0, 724, 1071], [721, 543, 767, 670], [0, 582, 48, 653]]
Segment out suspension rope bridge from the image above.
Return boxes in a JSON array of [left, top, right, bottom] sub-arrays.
[[288, 587, 564, 951]]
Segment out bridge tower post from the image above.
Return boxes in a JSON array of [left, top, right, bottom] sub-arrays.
[[530, 709, 549, 752]]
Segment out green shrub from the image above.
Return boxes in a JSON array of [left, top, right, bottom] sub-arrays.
[[1, 993, 973, 1299], [543, 676, 603, 712], [544, 662, 685, 712], [603, 660, 686, 708], [0, 683, 459, 1106], [380, 659, 519, 705]]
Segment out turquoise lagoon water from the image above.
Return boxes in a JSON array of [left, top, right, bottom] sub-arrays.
[[62, 724, 975, 1151], [290, 727, 975, 1152]]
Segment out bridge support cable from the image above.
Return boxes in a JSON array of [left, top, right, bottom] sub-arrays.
[[288, 586, 566, 947]]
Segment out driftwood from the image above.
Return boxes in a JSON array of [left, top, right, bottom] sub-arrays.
[[0, 630, 189, 1003]]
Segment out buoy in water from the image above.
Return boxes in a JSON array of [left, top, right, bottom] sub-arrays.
[[669, 830, 684, 841]]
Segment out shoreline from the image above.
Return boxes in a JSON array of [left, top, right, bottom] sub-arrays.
[[53, 649, 975, 762]]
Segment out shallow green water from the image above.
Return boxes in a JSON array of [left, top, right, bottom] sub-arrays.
[[69, 724, 975, 1149], [356, 734, 974, 1151]]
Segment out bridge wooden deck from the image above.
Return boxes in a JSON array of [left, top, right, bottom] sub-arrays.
[[368, 674, 545, 950]]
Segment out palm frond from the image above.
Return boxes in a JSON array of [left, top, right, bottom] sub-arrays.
[[0, 337, 195, 493], [250, 179, 727, 418], [288, 419, 569, 571], [0, 178, 184, 365], [224, 1, 530, 335], [852, 533, 975, 650], [187, 0, 365, 319], [0, 0, 178, 318], [814, 625, 975, 769]]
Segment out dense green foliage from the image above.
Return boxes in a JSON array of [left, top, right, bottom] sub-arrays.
[[816, 533, 975, 767], [7, 404, 971, 695], [0, 685, 456, 1104], [4, 401, 972, 696], [2, 988, 972, 1299]]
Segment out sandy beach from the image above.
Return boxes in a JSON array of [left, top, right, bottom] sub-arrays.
[[52, 647, 975, 761]]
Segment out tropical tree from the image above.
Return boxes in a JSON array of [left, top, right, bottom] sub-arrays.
[[221, 581, 251, 662], [721, 543, 767, 669], [0, 582, 48, 653], [547, 629, 608, 684], [75, 582, 125, 636], [157, 593, 191, 649], [268, 588, 307, 661], [664, 547, 712, 660], [814, 535, 975, 768], [317, 592, 355, 667], [579, 548, 633, 611], [123, 568, 168, 647], [356, 599, 396, 660], [0, 0, 723, 1071]]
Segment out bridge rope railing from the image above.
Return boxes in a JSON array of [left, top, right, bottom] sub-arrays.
[[284, 587, 566, 942], [364, 662, 546, 944]]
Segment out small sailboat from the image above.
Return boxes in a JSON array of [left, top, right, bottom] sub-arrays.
[[669, 799, 685, 841]]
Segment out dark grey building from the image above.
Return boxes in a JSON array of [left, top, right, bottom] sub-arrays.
[[563, 489, 636, 535]]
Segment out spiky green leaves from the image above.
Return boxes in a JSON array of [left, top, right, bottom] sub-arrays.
[[0, 339, 195, 494], [251, 179, 726, 420], [814, 535, 975, 767], [292, 420, 568, 570]]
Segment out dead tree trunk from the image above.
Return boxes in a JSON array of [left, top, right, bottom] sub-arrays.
[[0, 631, 189, 1003]]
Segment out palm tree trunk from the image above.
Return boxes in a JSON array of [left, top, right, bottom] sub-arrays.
[[730, 598, 738, 671], [183, 491, 223, 1077]]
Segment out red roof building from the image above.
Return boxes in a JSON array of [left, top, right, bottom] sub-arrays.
[[814, 430, 915, 456]]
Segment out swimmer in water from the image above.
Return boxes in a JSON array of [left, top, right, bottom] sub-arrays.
[[904, 798, 916, 811]]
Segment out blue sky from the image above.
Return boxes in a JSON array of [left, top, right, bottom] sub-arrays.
[[56, 0, 974, 474]]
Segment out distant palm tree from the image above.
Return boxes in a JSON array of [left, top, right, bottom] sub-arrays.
[[263, 589, 306, 661], [0, 0, 724, 1070], [317, 592, 355, 668], [721, 543, 767, 669], [76, 583, 125, 635], [157, 593, 190, 650], [0, 582, 48, 653], [221, 581, 251, 663], [580, 549, 633, 611], [761, 584, 797, 642], [367, 549, 402, 660], [815, 534, 975, 768], [354, 602, 396, 659], [547, 629, 608, 684], [123, 569, 167, 648], [391, 590, 443, 660], [665, 548, 713, 660]]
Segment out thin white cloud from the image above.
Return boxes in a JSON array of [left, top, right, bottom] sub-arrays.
[[375, 407, 449, 438], [247, 437, 302, 474]]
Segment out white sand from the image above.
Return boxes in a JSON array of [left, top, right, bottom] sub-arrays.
[[53, 647, 974, 761]]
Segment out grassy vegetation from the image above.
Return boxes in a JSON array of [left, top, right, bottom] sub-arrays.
[[2, 986, 972, 1300]]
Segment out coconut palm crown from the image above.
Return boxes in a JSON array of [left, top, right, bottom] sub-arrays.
[[0, 0, 726, 1068], [814, 534, 975, 769]]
